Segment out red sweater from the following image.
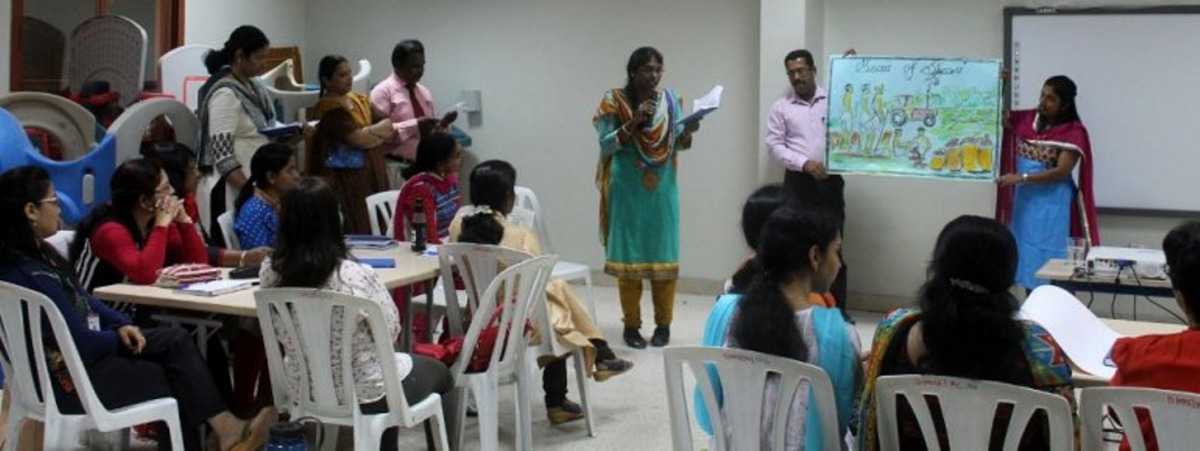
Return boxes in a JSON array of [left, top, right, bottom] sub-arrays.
[[1110, 329, 1200, 451], [88, 220, 208, 286]]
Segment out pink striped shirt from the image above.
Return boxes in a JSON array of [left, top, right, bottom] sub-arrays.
[[370, 73, 435, 160]]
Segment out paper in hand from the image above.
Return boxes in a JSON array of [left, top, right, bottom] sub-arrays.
[[678, 85, 723, 125]]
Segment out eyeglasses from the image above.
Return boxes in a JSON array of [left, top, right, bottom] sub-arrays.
[[37, 197, 59, 206], [154, 186, 175, 196], [638, 67, 665, 75]]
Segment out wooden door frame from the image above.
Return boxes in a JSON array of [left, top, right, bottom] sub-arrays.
[[9, 0, 185, 92]]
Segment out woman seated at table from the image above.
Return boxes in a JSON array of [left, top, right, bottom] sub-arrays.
[[0, 165, 275, 451], [857, 215, 1075, 451], [234, 143, 300, 249], [69, 158, 207, 293], [451, 160, 633, 424], [726, 206, 859, 450], [394, 132, 462, 244], [259, 177, 451, 451], [1109, 221, 1200, 451], [142, 141, 271, 268], [310, 54, 394, 235]]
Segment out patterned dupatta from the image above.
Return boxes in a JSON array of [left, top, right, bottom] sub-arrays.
[[196, 70, 276, 171], [592, 88, 680, 245], [855, 307, 1075, 451]]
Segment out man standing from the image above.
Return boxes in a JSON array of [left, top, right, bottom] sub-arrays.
[[371, 39, 441, 188], [765, 49, 850, 317]]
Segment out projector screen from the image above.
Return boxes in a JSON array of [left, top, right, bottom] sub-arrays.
[[1006, 7, 1200, 214]]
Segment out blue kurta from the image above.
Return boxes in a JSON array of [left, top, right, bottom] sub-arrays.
[[1012, 150, 1074, 289]]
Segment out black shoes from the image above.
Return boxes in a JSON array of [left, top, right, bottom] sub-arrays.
[[623, 327, 646, 349], [650, 326, 670, 347]]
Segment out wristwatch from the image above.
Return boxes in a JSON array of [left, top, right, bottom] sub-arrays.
[[1020, 173, 1029, 183]]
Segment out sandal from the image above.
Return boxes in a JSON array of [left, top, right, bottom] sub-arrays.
[[225, 406, 277, 451], [546, 399, 585, 425], [593, 358, 634, 382]]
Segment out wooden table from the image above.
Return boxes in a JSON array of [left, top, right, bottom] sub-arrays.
[[93, 245, 440, 349], [1071, 318, 1187, 387], [1036, 258, 1174, 298]]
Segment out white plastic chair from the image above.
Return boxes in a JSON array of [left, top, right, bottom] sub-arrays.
[[436, 244, 533, 337], [44, 230, 75, 260], [663, 346, 842, 451], [255, 288, 448, 451], [527, 283, 596, 438], [68, 15, 147, 108], [443, 254, 557, 451], [0, 91, 99, 161], [351, 59, 372, 94], [440, 243, 597, 438], [216, 210, 240, 250], [157, 44, 215, 111], [1080, 387, 1200, 451], [0, 281, 184, 451], [365, 190, 400, 237], [875, 375, 1074, 451], [513, 186, 596, 319], [108, 98, 199, 165], [257, 59, 319, 123]]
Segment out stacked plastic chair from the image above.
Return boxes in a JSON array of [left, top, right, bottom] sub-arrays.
[[0, 95, 113, 226], [68, 15, 147, 109]]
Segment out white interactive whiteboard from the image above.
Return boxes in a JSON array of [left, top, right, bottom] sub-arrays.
[[1006, 7, 1200, 214]]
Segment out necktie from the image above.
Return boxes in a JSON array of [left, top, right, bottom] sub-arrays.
[[406, 84, 427, 118]]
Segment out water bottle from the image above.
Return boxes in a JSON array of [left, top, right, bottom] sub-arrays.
[[411, 197, 428, 252], [265, 421, 309, 451]]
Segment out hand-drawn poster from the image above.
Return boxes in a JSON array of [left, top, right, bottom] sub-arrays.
[[826, 56, 1002, 181]]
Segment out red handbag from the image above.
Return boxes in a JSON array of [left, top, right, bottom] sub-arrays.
[[410, 305, 530, 372]]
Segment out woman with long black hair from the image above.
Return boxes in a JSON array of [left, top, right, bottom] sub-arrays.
[[260, 177, 450, 451], [0, 166, 274, 451], [727, 207, 859, 450], [857, 215, 1075, 451]]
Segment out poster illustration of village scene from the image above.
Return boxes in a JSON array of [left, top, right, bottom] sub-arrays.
[[826, 56, 1002, 181]]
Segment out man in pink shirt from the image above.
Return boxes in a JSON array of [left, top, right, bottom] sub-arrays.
[[371, 39, 440, 188], [765, 49, 850, 318]]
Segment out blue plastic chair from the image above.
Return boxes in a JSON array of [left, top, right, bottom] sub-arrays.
[[0, 108, 115, 225]]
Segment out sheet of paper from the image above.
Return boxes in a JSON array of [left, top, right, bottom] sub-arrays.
[[442, 101, 465, 116], [179, 279, 256, 296], [1018, 285, 1119, 378], [677, 85, 723, 125], [692, 85, 723, 113]]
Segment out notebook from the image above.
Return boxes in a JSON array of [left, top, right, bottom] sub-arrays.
[[178, 279, 257, 296], [346, 234, 398, 249]]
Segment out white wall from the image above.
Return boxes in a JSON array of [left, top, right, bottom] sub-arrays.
[[305, 0, 762, 282], [184, 0, 306, 49], [757, 0, 820, 185], [824, 0, 1188, 320]]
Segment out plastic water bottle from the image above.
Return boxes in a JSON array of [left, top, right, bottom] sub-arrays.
[[265, 421, 308, 451], [411, 197, 428, 252]]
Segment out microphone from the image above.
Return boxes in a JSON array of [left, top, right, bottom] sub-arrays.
[[642, 90, 659, 130]]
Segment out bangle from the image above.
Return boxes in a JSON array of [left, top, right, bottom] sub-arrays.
[[1021, 173, 1029, 183], [238, 251, 246, 267]]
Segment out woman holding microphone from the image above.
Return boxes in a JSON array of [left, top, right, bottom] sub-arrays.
[[592, 46, 701, 349]]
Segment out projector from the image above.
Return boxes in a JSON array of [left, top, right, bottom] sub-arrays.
[[1085, 246, 1168, 279]]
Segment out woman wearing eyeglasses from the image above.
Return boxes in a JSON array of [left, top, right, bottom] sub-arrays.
[[0, 166, 275, 451], [69, 158, 208, 293], [592, 46, 701, 349]]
